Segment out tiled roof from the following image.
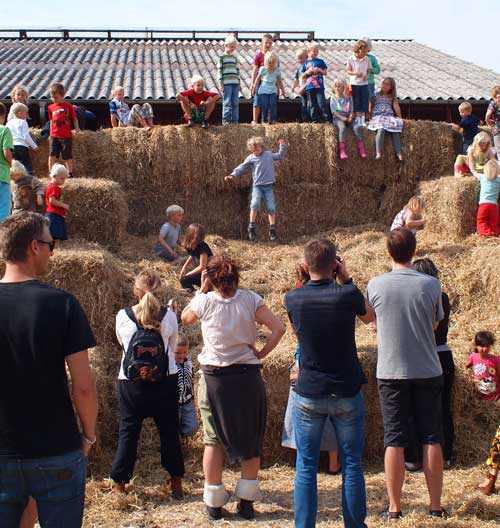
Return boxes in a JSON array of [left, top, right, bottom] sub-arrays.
[[0, 37, 498, 102]]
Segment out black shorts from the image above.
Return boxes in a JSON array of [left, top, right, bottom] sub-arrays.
[[45, 212, 68, 241], [377, 376, 443, 448], [49, 137, 73, 160]]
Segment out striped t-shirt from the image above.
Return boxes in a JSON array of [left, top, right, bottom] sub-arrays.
[[218, 54, 240, 85], [176, 359, 195, 404]]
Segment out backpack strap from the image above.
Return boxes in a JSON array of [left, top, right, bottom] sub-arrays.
[[124, 306, 140, 328]]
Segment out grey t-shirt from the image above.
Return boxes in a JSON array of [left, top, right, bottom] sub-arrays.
[[155, 222, 181, 254], [366, 268, 444, 380]]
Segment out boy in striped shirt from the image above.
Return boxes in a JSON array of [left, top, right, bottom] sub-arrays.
[[218, 34, 240, 125]]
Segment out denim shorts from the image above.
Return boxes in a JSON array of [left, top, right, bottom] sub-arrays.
[[179, 398, 199, 437], [250, 184, 276, 213], [46, 212, 68, 240]]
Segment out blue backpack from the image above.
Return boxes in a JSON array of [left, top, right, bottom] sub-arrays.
[[122, 306, 169, 383]]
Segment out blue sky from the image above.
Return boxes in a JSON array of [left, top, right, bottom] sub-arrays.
[[3, 0, 499, 73]]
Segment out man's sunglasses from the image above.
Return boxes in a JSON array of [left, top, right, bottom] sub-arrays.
[[35, 239, 56, 252]]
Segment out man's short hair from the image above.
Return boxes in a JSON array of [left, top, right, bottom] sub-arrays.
[[386, 228, 416, 264], [304, 239, 336, 274], [0, 212, 48, 263], [166, 204, 184, 219]]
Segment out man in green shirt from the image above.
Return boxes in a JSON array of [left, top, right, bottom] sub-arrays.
[[0, 103, 14, 221]]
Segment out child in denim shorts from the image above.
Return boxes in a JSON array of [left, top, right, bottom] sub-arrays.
[[225, 136, 287, 242]]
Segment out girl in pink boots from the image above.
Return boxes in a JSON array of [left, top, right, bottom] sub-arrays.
[[330, 78, 367, 160]]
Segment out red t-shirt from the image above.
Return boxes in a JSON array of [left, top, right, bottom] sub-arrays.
[[45, 182, 66, 216], [180, 89, 218, 108], [254, 51, 265, 67], [48, 103, 75, 139]]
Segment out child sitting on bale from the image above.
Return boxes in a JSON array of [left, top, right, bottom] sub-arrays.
[[390, 196, 426, 234], [454, 131, 496, 177], [177, 75, 220, 128], [225, 136, 287, 242], [109, 86, 154, 129], [155, 204, 184, 261], [475, 159, 500, 237], [10, 160, 45, 213]]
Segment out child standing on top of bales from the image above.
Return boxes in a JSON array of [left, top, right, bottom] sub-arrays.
[[226, 137, 288, 242], [485, 86, 500, 158], [451, 102, 480, 154], [281, 263, 341, 475], [155, 204, 184, 261], [45, 163, 69, 249], [174, 334, 199, 438], [10, 160, 45, 213], [109, 86, 154, 129], [7, 85, 29, 122], [368, 77, 404, 161], [466, 331, 500, 401], [7, 103, 38, 174], [291, 48, 309, 122], [251, 33, 274, 125], [0, 103, 13, 222], [179, 223, 213, 291], [300, 42, 329, 123], [252, 51, 285, 125], [330, 77, 366, 160], [48, 83, 80, 178], [364, 38, 381, 98], [346, 40, 371, 127], [454, 131, 496, 177], [177, 75, 220, 128], [390, 196, 426, 233], [475, 159, 500, 237], [218, 34, 240, 125]]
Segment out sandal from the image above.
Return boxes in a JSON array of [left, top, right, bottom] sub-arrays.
[[380, 509, 403, 522], [429, 508, 448, 519]]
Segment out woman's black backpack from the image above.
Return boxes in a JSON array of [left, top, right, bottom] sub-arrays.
[[122, 306, 169, 383]]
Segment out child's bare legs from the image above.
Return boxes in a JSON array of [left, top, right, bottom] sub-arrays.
[[328, 450, 341, 472], [178, 97, 193, 121], [253, 106, 260, 124], [65, 159, 74, 174], [48, 155, 57, 173], [268, 213, 276, 226], [54, 239, 61, 250], [203, 98, 217, 121], [20, 498, 38, 528]]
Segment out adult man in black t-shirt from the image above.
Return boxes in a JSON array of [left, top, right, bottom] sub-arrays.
[[285, 239, 373, 528], [0, 212, 97, 528]]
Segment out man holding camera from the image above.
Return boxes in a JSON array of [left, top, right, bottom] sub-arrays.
[[285, 238, 373, 528]]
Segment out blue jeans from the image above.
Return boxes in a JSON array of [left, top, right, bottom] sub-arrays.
[[293, 391, 367, 528], [222, 84, 239, 124], [306, 88, 328, 122], [0, 181, 11, 222], [258, 93, 278, 123], [375, 129, 402, 156], [250, 184, 276, 213], [0, 449, 87, 528]]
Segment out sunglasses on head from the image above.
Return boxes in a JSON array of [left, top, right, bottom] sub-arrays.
[[35, 239, 56, 252]]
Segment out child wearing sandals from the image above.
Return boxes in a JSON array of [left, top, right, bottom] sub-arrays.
[[368, 77, 404, 161], [330, 77, 367, 160], [281, 263, 341, 475]]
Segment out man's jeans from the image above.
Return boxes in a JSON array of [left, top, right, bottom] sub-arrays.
[[293, 391, 367, 528], [0, 449, 87, 528]]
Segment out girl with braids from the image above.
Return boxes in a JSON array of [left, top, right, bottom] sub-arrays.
[[182, 255, 285, 521], [111, 270, 185, 498]]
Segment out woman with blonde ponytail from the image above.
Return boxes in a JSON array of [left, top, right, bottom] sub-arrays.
[[111, 269, 185, 498]]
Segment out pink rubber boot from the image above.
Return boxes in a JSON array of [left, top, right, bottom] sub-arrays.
[[339, 142, 348, 160], [357, 140, 367, 159]]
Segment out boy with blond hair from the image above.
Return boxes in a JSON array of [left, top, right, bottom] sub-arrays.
[[451, 102, 479, 154], [48, 83, 79, 178], [225, 136, 287, 241], [6, 102, 38, 174], [109, 86, 154, 128], [292, 48, 310, 122], [251, 33, 274, 124], [218, 34, 240, 125], [300, 42, 328, 122], [45, 163, 70, 249], [177, 76, 220, 128], [155, 204, 184, 261]]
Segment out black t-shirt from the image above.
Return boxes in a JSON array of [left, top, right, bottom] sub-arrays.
[[460, 115, 480, 141], [187, 241, 213, 265], [285, 279, 367, 398], [435, 292, 450, 347], [0, 280, 96, 459]]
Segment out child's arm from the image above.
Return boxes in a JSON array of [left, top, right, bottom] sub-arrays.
[[157, 234, 177, 258], [291, 78, 299, 92], [465, 359, 473, 369], [225, 156, 254, 181], [393, 99, 403, 119], [450, 123, 462, 132], [468, 149, 480, 177], [49, 196, 70, 211], [179, 256, 193, 278], [370, 55, 380, 75], [184, 251, 209, 277], [218, 56, 224, 92], [33, 178, 45, 207], [277, 75, 286, 98], [22, 122, 38, 150], [272, 139, 288, 160], [72, 115, 80, 133], [346, 59, 359, 77], [251, 74, 262, 96], [485, 106, 495, 126], [251, 63, 260, 92], [404, 211, 426, 229]]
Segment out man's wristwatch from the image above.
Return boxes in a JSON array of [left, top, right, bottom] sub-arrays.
[[82, 434, 97, 445]]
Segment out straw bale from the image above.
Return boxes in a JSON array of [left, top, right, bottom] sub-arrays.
[[60, 178, 128, 249], [419, 176, 479, 241]]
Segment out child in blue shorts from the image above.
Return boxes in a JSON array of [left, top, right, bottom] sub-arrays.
[[225, 136, 287, 242]]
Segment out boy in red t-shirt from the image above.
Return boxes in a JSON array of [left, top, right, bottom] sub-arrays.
[[177, 75, 220, 128], [251, 33, 274, 124], [48, 83, 80, 178], [45, 163, 70, 249]]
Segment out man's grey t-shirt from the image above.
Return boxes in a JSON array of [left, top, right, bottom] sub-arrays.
[[155, 222, 181, 254], [366, 268, 444, 380]]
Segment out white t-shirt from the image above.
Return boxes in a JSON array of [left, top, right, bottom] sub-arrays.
[[6, 118, 37, 149], [115, 306, 178, 380], [189, 289, 264, 367], [346, 55, 370, 86]]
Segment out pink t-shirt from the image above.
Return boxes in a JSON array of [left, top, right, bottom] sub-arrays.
[[469, 352, 500, 400]]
